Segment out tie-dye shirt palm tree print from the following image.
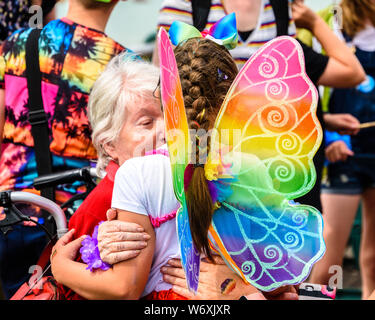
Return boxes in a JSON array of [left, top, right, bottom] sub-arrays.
[[0, 18, 126, 202]]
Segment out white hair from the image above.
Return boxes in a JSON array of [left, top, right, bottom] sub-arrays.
[[88, 52, 159, 176]]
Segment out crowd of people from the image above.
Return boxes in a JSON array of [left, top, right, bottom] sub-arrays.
[[0, 0, 374, 301]]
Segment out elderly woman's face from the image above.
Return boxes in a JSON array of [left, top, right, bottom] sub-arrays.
[[109, 98, 165, 166]]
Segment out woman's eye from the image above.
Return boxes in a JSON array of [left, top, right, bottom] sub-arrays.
[[140, 119, 153, 126]]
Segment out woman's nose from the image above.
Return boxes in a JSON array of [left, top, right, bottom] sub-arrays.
[[156, 119, 166, 143]]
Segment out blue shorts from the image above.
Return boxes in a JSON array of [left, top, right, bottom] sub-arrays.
[[322, 154, 375, 195]]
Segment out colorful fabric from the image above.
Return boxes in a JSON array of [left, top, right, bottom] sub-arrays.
[[158, 28, 325, 293], [157, 0, 296, 69], [0, 18, 126, 200]]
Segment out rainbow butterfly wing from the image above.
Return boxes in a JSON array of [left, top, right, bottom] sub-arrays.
[[158, 28, 200, 293], [207, 36, 325, 291], [210, 36, 322, 198]]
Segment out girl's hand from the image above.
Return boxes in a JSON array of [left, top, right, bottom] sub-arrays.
[[50, 229, 86, 281], [161, 257, 262, 300], [51, 229, 85, 262], [97, 209, 151, 265], [325, 140, 354, 163]]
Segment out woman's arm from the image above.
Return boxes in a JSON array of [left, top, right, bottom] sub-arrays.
[[51, 211, 155, 300], [292, 0, 366, 87]]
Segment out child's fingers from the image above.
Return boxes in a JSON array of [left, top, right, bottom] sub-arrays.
[[161, 266, 186, 280], [167, 258, 183, 268], [170, 285, 194, 299], [65, 235, 87, 252], [162, 273, 187, 288], [55, 229, 75, 248]]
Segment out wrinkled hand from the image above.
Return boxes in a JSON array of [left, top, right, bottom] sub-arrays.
[[291, 0, 319, 31], [161, 257, 262, 300], [96, 208, 151, 265], [324, 114, 360, 135], [325, 140, 354, 163]]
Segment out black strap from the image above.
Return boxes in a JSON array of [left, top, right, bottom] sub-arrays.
[[192, 0, 211, 31], [192, 0, 290, 36], [269, 0, 290, 36], [25, 28, 55, 203]]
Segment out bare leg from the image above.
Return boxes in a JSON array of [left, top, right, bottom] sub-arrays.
[[310, 193, 361, 286], [360, 188, 375, 299]]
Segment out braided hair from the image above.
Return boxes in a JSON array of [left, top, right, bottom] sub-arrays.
[[174, 38, 238, 261]]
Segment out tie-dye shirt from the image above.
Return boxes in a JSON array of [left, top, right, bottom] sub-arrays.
[[0, 18, 125, 203]]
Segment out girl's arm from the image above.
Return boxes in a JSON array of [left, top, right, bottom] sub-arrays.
[[51, 211, 155, 300], [292, 1, 366, 87]]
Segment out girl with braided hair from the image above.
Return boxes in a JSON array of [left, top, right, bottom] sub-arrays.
[[174, 38, 238, 263]]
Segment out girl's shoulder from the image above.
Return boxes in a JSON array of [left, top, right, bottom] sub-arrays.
[[117, 145, 171, 182]]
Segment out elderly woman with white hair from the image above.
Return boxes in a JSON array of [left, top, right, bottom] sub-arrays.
[[49, 53, 166, 300]]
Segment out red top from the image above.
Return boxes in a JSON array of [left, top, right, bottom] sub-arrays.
[[68, 161, 119, 239], [60, 161, 118, 299]]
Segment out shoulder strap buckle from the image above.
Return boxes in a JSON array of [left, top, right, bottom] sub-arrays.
[[28, 108, 48, 126]]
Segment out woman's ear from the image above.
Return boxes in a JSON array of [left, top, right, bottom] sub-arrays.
[[103, 142, 118, 163]]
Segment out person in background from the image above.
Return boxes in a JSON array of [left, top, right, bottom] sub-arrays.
[[297, 0, 375, 299], [0, 0, 128, 299], [153, 0, 297, 69]]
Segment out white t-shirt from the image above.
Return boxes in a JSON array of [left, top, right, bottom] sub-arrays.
[[111, 147, 180, 297]]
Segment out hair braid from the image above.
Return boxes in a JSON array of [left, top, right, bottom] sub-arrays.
[[174, 38, 238, 261]]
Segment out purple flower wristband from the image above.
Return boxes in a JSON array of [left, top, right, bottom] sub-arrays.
[[80, 222, 112, 272]]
